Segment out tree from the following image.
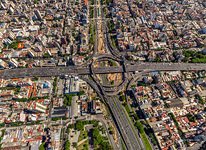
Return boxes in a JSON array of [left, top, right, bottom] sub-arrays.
[[183, 50, 195, 58], [34, 0, 39, 4], [8, 41, 19, 49], [110, 80, 114, 85], [135, 121, 144, 133], [33, 76, 39, 81], [196, 94, 205, 105], [133, 114, 139, 120], [108, 127, 113, 134], [53, 77, 57, 94], [75, 121, 84, 131], [99, 141, 112, 150], [120, 94, 126, 102], [65, 140, 70, 150], [93, 128, 103, 146], [186, 113, 196, 122], [39, 143, 45, 150], [78, 91, 85, 96], [64, 94, 76, 106], [43, 52, 51, 58], [0, 123, 5, 128]]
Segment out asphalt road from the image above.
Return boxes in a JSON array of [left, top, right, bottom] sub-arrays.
[[126, 62, 206, 72], [0, 63, 206, 79], [100, 72, 144, 150], [107, 96, 144, 150]]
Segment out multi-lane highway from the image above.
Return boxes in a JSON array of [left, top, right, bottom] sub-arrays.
[[107, 96, 144, 150], [95, 71, 144, 149], [0, 62, 206, 79], [126, 62, 206, 72], [83, 75, 142, 150]]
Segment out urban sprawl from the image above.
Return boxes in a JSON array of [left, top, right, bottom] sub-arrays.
[[0, 0, 206, 150]]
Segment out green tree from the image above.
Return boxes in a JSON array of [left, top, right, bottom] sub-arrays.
[[196, 95, 205, 105], [39, 142, 45, 150], [75, 121, 84, 131], [186, 113, 196, 122], [64, 94, 76, 106], [43, 52, 51, 58], [78, 91, 85, 96], [135, 121, 144, 133], [53, 77, 57, 94], [108, 127, 113, 134], [65, 140, 70, 150], [34, 0, 39, 4], [8, 41, 19, 49]]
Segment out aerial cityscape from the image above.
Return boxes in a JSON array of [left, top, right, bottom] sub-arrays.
[[0, 0, 206, 150]]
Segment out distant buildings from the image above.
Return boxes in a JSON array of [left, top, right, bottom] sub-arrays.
[[131, 70, 206, 149], [0, 75, 104, 149], [108, 0, 206, 62], [0, 0, 92, 68]]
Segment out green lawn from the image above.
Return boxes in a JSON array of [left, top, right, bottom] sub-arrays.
[[140, 132, 152, 150]]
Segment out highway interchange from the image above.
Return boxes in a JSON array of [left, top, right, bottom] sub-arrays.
[[1, 1, 206, 150]]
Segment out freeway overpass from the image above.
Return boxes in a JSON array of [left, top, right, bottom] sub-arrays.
[[0, 63, 206, 79]]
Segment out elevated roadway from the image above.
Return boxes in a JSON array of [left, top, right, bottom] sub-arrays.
[[0, 63, 206, 79]]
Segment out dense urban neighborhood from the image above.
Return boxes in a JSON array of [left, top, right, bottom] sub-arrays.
[[0, 0, 206, 150]]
